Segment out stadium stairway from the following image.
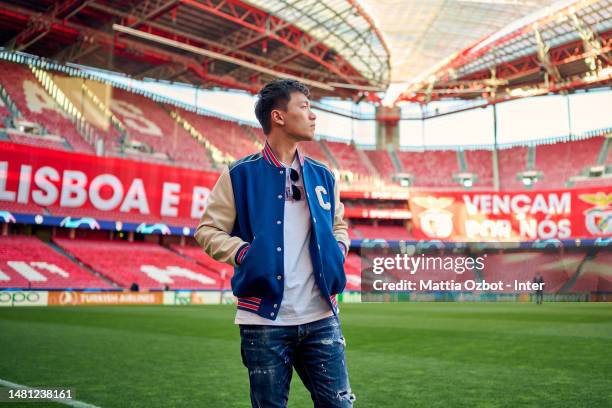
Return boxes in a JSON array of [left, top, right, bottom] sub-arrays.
[[164, 244, 232, 284], [365, 149, 400, 180], [357, 148, 380, 177], [318, 139, 341, 169], [0, 82, 77, 151], [351, 228, 365, 240], [169, 109, 223, 168], [472, 258, 485, 282], [80, 80, 128, 153], [0, 83, 20, 118], [152, 102, 216, 170], [241, 124, 264, 149], [0, 236, 115, 289], [44, 239, 120, 289], [175, 108, 259, 162], [387, 145, 403, 173], [559, 252, 595, 293], [165, 244, 202, 267], [597, 137, 610, 165], [30, 67, 97, 153], [457, 150, 467, 172], [527, 146, 536, 171]]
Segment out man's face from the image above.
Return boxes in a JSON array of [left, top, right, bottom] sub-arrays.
[[274, 91, 316, 141]]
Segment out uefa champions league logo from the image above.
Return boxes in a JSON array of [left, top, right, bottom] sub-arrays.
[[579, 192, 612, 236], [0, 211, 16, 223], [59, 217, 101, 230], [136, 223, 171, 235], [412, 196, 455, 239]]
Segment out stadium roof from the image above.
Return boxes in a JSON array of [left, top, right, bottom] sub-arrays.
[[361, 0, 565, 83], [387, 0, 612, 104], [1, 0, 609, 104], [0, 0, 389, 99], [245, 0, 390, 91]]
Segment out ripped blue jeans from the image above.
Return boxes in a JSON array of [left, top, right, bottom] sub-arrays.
[[239, 316, 355, 408]]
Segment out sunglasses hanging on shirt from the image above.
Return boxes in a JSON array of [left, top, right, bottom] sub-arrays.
[[289, 168, 301, 201]]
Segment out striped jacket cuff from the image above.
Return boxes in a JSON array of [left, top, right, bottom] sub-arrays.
[[235, 243, 250, 265], [337, 241, 348, 258], [237, 297, 261, 312], [330, 294, 338, 311]]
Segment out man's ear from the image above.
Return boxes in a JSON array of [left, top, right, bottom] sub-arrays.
[[271, 109, 285, 127]]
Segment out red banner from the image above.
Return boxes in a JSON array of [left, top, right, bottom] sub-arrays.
[[409, 188, 611, 240], [0, 142, 219, 221]]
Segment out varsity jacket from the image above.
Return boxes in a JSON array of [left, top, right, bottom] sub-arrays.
[[195, 141, 350, 320]]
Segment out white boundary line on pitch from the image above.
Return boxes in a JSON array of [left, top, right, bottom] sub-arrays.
[[0, 378, 102, 408]]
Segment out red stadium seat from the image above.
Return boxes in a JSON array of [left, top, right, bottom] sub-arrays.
[[571, 177, 612, 187], [480, 252, 583, 293], [464, 149, 494, 187], [364, 150, 397, 180], [177, 108, 260, 160], [415, 253, 476, 284], [370, 252, 477, 286], [570, 252, 612, 292], [300, 140, 332, 167], [396, 150, 459, 187], [0, 236, 113, 289], [54, 238, 224, 290], [0, 61, 95, 153], [0, 98, 12, 120], [247, 126, 266, 144], [169, 244, 234, 289], [498, 146, 528, 190], [354, 224, 410, 240], [535, 137, 604, 188], [323, 140, 371, 175], [109, 89, 212, 170], [348, 227, 361, 240], [6, 132, 67, 151], [344, 253, 362, 291]]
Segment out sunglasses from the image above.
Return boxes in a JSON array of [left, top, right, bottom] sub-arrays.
[[289, 168, 301, 201]]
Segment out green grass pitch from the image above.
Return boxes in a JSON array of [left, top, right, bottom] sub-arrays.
[[1, 302, 611, 407]]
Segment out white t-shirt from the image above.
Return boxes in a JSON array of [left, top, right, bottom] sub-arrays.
[[234, 156, 333, 325]]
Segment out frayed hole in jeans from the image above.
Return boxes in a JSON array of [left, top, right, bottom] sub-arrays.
[[337, 389, 356, 403], [249, 368, 273, 376], [321, 336, 346, 346]]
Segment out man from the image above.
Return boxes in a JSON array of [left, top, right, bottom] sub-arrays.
[[195, 79, 354, 407], [533, 272, 544, 305]]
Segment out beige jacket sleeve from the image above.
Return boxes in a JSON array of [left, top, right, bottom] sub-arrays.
[[194, 167, 248, 267], [332, 180, 350, 256]]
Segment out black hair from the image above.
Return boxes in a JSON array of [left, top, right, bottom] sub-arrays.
[[254, 79, 310, 134]]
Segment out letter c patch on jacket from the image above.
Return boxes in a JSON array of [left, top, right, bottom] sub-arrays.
[[315, 186, 331, 210]]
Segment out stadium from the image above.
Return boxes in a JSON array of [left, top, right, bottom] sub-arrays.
[[0, 0, 610, 406]]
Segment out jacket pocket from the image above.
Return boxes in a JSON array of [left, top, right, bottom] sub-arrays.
[[324, 239, 346, 295], [231, 235, 280, 298]]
